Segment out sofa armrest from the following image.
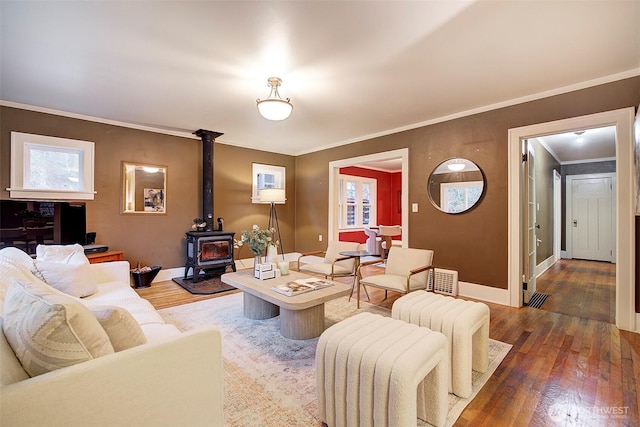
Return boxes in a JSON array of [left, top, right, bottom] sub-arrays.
[[90, 260, 131, 284], [0, 326, 223, 427]]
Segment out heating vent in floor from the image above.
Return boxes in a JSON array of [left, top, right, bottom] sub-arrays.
[[526, 292, 549, 309], [428, 268, 458, 296]]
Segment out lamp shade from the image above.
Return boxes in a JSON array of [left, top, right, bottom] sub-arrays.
[[256, 77, 293, 121], [259, 188, 286, 203], [257, 99, 293, 121], [447, 159, 466, 171]]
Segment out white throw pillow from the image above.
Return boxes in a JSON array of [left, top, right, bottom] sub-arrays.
[[0, 254, 50, 317], [36, 243, 89, 265], [89, 306, 147, 351], [32, 260, 98, 297], [2, 279, 114, 377], [0, 247, 34, 269]]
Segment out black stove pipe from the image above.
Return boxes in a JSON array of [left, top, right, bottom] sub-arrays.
[[193, 129, 223, 232]]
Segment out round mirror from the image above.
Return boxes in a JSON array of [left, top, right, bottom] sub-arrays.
[[428, 158, 485, 214]]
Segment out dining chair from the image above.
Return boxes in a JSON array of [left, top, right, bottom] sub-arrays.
[[378, 225, 402, 259], [363, 227, 382, 256]]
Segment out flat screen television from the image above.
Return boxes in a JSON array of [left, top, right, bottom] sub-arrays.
[[0, 200, 87, 254]]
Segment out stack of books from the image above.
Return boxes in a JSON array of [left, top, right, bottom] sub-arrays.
[[271, 278, 334, 297]]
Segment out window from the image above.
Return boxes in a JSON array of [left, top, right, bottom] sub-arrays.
[[252, 163, 285, 203], [10, 132, 95, 200], [441, 181, 483, 213], [338, 175, 376, 229]]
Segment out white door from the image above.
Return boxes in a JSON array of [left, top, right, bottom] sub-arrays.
[[522, 141, 536, 303], [570, 176, 613, 262]]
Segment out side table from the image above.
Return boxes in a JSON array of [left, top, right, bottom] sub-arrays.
[[87, 250, 124, 264], [339, 250, 374, 300]]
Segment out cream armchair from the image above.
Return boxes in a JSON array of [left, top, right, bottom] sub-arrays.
[[355, 246, 434, 308], [297, 241, 360, 280]]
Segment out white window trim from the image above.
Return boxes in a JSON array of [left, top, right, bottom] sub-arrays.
[[9, 132, 95, 200], [251, 163, 285, 204], [440, 180, 483, 213], [338, 174, 377, 230]]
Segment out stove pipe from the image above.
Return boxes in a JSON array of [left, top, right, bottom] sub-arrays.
[[193, 129, 224, 231]]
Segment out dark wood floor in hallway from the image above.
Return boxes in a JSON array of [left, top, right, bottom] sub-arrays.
[[536, 259, 616, 323]]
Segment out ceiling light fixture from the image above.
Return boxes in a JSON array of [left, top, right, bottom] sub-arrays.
[[447, 159, 466, 171], [256, 77, 293, 121]]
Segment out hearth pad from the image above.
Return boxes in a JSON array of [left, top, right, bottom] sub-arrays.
[[172, 276, 236, 295]]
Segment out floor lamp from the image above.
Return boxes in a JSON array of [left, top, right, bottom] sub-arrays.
[[259, 188, 285, 260]]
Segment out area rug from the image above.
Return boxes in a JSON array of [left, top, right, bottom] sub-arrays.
[[171, 276, 236, 295], [159, 293, 511, 427]]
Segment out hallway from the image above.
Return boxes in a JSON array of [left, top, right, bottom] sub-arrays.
[[536, 259, 616, 323]]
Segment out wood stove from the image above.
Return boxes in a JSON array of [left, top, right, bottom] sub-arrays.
[[184, 231, 236, 282], [181, 129, 236, 283]]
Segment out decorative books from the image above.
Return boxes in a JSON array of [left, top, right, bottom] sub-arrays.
[[271, 278, 334, 297]]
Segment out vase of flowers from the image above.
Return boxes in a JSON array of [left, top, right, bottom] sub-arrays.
[[234, 224, 278, 264]]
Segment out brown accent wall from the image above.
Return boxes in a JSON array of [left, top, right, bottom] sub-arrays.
[[0, 107, 295, 269], [295, 76, 640, 290]]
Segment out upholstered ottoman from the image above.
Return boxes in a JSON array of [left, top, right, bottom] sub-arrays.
[[392, 291, 490, 398], [316, 312, 448, 427]]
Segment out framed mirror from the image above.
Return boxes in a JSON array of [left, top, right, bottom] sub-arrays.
[[428, 158, 484, 214], [121, 162, 167, 214]]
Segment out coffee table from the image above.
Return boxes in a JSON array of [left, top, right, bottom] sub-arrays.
[[220, 270, 352, 339]]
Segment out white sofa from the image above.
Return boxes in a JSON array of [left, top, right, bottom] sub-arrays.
[[0, 247, 223, 426]]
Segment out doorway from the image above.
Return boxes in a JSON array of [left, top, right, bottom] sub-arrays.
[[328, 149, 409, 245], [507, 108, 635, 332]]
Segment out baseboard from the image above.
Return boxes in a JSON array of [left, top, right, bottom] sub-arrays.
[[535, 255, 555, 278], [457, 281, 510, 306], [151, 253, 303, 284]]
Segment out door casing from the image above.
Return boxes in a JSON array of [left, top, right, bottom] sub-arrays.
[[508, 107, 635, 332]]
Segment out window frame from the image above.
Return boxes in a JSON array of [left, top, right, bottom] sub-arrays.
[[9, 132, 95, 200], [338, 174, 377, 230], [251, 163, 286, 204], [440, 180, 483, 213]]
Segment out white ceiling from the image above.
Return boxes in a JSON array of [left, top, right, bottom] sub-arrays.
[[1, 1, 638, 157], [537, 126, 617, 165]]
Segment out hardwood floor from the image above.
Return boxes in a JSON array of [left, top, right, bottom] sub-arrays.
[[536, 259, 616, 323], [135, 261, 640, 426]]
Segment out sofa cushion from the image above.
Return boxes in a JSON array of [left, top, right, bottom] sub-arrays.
[[88, 305, 147, 351], [82, 281, 166, 326], [0, 318, 30, 386], [2, 279, 114, 377], [36, 243, 89, 265], [32, 259, 98, 298]]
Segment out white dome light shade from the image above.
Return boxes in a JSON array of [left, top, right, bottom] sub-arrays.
[[447, 159, 466, 171], [256, 77, 293, 121], [257, 98, 293, 121]]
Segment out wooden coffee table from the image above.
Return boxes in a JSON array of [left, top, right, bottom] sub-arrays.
[[221, 270, 352, 339]]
